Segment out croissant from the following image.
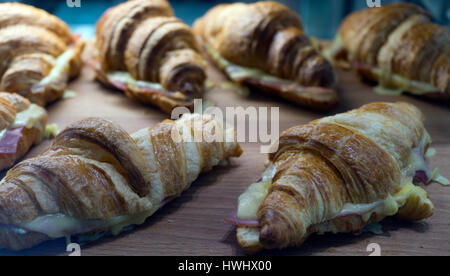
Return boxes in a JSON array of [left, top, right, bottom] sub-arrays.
[[227, 102, 446, 253], [0, 92, 47, 171], [329, 3, 449, 99], [0, 114, 242, 251], [0, 3, 85, 106], [93, 0, 207, 114], [194, 1, 337, 110]]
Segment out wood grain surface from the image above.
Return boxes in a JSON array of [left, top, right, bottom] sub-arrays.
[[0, 55, 449, 256]]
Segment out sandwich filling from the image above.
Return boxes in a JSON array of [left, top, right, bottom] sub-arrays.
[[106, 71, 188, 101], [0, 103, 46, 154], [202, 41, 337, 102], [31, 45, 77, 96], [327, 35, 444, 96], [229, 131, 448, 233], [3, 192, 177, 241]]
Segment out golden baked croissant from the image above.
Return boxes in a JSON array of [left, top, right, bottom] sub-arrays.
[[0, 3, 85, 106], [0, 114, 242, 251], [227, 102, 446, 253], [194, 1, 337, 110], [328, 3, 449, 99], [0, 92, 47, 171], [92, 0, 207, 114]]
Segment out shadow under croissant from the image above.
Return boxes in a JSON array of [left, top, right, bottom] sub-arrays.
[[394, 93, 450, 109], [354, 75, 450, 109], [87, 71, 173, 117], [0, 160, 240, 256], [207, 69, 340, 117], [222, 217, 430, 256]]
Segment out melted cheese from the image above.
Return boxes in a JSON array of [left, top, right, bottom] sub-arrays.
[[13, 180, 186, 240], [106, 71, 190, 101], [19, 214, 101, 239], [238, 181, 270, 220], [0, 129, 7, 142], [18, 211, 153, 239], [373, 69, 439, 96], [44, 124, 59, 139], [405, 132, 432, 178], [237, 165, 276, 220], [62, 90, 77, 99], [236, 133, 439, 223], [37, 48, 75, 88], [325, 19, 440, 96], [425, 148, 436, 159], [431, 168, 450, 186], [322, 35, 344, 62], [238, 176, 431, 226], [108, 71, 166, 92], [11, 104, 47, 132], [335, 135, 443, 219], [338, 197, 395, 221], [204, 42, 309, 94], [421, 147, 450, 186], [338, 182, 430, 223], [336, 133, 433, 221]]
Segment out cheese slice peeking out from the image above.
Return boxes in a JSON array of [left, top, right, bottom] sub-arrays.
[[237, 164, 276, 220], [11, 104, 46, 132], [0, 103, 47, 153], [236, 137, 439, 225]]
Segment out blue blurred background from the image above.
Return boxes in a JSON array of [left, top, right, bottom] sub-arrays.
[[3, 0, 450, 39]]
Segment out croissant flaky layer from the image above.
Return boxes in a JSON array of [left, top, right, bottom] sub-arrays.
[[0, 92, 47, 171], [335, 3, 449, 98], [0, 3, 84, 106], [0, 114, 242, 251], [94, 0, 207, 113], [194, 1, 337, 110], [232, 102, 437, 253]]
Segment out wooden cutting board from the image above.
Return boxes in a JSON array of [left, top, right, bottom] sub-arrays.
[[0, 56, 449, 256]]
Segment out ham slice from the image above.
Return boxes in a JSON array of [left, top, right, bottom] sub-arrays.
[[160, 195, 177, 208], [414, 170, 429, 184], [85, 58, 189, 101], [224, 209, 259, 228], [0, 127, 24, 154], [109, 77, 187, 100], [243, 77, 336, 96]]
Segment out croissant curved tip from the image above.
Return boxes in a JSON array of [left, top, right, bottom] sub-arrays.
[[258, 209, 293, 249], [259, 224, 280, 249]]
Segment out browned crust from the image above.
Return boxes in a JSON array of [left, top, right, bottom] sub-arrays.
[[0, 2, 74, 44], [194, 2, 336, 87], [239, 102, 433, 251], [0, 95, 16, 130], [0, 127, 43, 172], [51, 118, 149, 197], [337, 2, 449, 98], [94, 0, 206, 112], [0, 92, 47, 171], [96, 0, 174, 72], [89, 57, 195, 115], [0, 115, 242, 251], [0, 226, 49, 251], [0, 3, 85, 106], [194, 1, 337, 110]]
